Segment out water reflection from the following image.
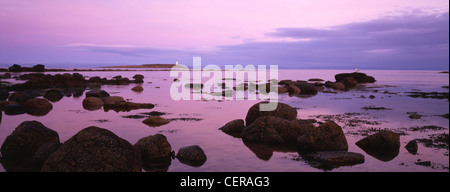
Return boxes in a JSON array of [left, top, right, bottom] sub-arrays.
[[142, 157, 172, 172], [243, 141, 297, 161], [357, 147, 399, 162]]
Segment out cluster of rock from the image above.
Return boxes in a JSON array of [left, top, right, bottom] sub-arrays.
[[1, 92, 55, 116], [220, 101, 400, 169], [0, 121, 207, 172], [326, 72, 376, 90], [2, 64, 46, 73], [82, 89, 154, 112]]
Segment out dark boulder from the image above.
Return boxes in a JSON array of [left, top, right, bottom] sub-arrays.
[[8, 64, 22, 72], [335, 72, 376, 83], [405, 140, 418, 155], [41, 126, 141, 172], [134, 134, 172, 161], [3, 104, 27, 115], [8, 92, 33, 103], [241, 116, 315, 143], [297, 121, 348, 152], [32, 142, 61, 169], [176, 145, 207, 167], [0, 121, 59, 171], [355, 130, 400, 161], [0, 89, 9, 100], [44, 89, 64, 102], [31, 64, 45, 72], [85, 89, 110, 98], [332, 82, 345, 90], [133, 74, 144, 83], [340, 77, 358, 88], [82, 97, 104, 111], [291, 82, 318, 95], [24, 98, 53, 116], [245, 101, 297, 126], [219, 119, 245, 137]]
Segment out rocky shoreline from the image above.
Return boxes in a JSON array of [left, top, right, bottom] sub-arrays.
[[0, 66, 448, 172]]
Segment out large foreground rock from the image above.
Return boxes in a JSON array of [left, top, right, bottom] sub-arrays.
[[355, 130, 400, 161], [41, 127, 141, 172], [297, 121, 348, 152], [176, 145, 207, 167], [241, 116, 315, 143], [0, 121, 60, 172], [245, 101, 297, 126]]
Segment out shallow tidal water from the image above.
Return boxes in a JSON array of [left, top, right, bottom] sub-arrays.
[[0, 69, 448, 172]]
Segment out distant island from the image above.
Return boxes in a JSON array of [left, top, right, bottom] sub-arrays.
[[101, 64, 176, 68]]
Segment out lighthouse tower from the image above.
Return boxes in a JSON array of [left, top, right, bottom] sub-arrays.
[[176, 60, 179, 65]]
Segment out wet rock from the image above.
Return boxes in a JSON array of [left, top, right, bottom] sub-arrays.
[[241, 116, 315, 144], [308, 78, 324, 82], [340, 77, 358, 88], [332, 82, 345, 90], [245, 101, 297, 126], [324, 81, 334, 88], [8, 64, 22, 72], [0, 121, 60, 171], [176, 145, 207, 167], [287, 85, 301, 95], [219, 119, 245, 137], [291, 82, 318, 95], [409, 114, 422, 119], [142, 116, 170, 127], [131, 85, 144, 92], [0, 89, 9, 100], [82, 97, 104, 111], [102, 96, 125, 106], [8, 92, 33, 103], [134, 134, 172, 161], [355, 130, 400, 161], [133, 74, 144, 83], [0, 72, 11, 79], [85, 89, 110, 98], [31, 64, 45, 72], [24, 98, 53, 116], [4, 104, 27, 115], [32, 142, 61, 169], [369, 95, 375, 99], [297, 121, 348, 152], [301, 151, 365, 170], [278, 87, 288, 94], [405, 140, 418, 155], [335, 72, 376, 83], [41, 126, 141, 172], [88, 76, 102, 83], [44, 89, 64, 102]]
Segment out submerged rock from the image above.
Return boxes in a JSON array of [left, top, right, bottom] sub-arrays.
[[297, 121, 348, 152], [0, 121, 60, 172], [85, 89, 110, 98], [131, 85, 144, 92], [335, 72, 376, 83], [41, 126, 141, 172], [245, 101, 297, 126], [0, 89, 9, 100], [3, 103, 27, 115], [142, 116, 171, 127], [301, 151, 365, 170], [176, 145, 207, 167]]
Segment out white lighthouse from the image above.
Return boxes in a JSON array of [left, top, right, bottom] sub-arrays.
[[176, 60, 179, 65]]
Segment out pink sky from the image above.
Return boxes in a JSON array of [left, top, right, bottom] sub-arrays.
[[0, 0, 448, 69]]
